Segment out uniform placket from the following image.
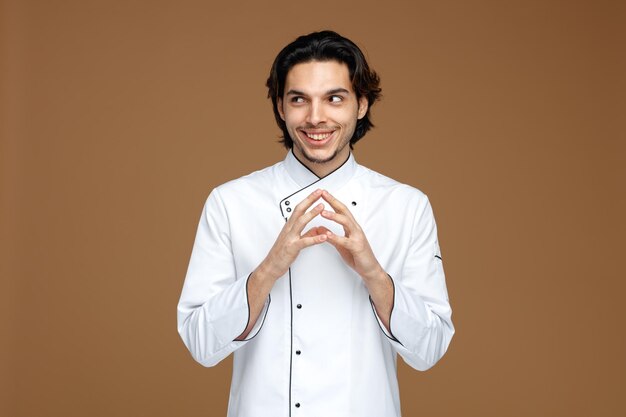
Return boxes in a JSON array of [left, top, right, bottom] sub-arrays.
[[279, 152, 359, 416]]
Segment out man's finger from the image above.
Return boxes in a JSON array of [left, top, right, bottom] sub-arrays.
[[290, 189, 323, 220], [297, 232, 327, 249], [324, 230, 351, 249], [301, 226, 325, 238], [320, 210, 353, 233], [293, 204, 324, 234], [313, 226, 332, 235], [321, 190, 354, 218]]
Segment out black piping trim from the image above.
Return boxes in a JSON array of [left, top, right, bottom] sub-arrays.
[[288, 265, 293, 417], [369, 273, 404, 346], [435, 255, 442, 261], [291, 150, 321, 179], [235, 273, 272, 342]]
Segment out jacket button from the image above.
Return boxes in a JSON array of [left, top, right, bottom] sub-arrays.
[[286, 207, 292, 212], [352, 201, 357, 206], [295, 403, 301, 408], [285, 201, 290, 206], [296, 304, 302, 309], [296, 350, 301, 355]]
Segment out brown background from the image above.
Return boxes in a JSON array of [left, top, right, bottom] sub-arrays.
[[1, 0, 624, 416]]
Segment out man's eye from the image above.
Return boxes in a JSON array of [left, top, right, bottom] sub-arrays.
[[291, 97, 305, 103], [329, 95, 343, 103]]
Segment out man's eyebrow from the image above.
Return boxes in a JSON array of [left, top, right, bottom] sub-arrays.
[[285, 89, 306, 96], [326, 88, 350, 95], [285, 88, 351, 96]]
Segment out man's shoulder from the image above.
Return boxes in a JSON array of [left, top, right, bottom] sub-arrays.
[[356, 164, 429, 203], [211, 160, 285, 197]]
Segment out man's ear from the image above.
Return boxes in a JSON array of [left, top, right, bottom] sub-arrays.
[[277, 97, 285, 121], [357, 96, 369, 120]]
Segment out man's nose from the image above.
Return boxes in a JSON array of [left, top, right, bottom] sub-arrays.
[[306, 101, 325, 126]]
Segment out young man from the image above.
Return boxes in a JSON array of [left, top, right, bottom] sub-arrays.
[[177, 31, 454, 417]]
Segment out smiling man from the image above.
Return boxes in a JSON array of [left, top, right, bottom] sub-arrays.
[[279, 60, 367, 170], [177, 31, 454, 417]]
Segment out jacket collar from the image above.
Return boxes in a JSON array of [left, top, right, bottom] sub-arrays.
[[280, 150, 358, 219], [283, 149, 357, 190]]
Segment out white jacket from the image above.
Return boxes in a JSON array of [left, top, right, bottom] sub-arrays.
[[177, 151, 454, 417]]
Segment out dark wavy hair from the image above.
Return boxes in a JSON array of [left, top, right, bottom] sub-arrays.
[[266, 30, 382, 149]]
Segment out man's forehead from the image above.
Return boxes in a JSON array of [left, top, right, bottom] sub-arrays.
[[284, 60, 354, 95]]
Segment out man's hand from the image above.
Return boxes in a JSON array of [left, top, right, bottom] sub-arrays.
[[318, 190, 385, 282], [256, 188, 328, 281], [319, 190, 394, 331], [237, 189, 327, 340]]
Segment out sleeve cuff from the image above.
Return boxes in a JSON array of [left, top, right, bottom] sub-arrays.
[[237, 273, 271, 342], [208, 273, 271, 346], [368, 273, 404, 346]]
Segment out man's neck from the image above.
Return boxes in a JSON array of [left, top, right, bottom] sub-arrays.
[[292, 150, 351, 179]]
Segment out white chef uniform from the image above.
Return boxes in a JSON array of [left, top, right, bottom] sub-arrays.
[[177, 150, 454, 417]]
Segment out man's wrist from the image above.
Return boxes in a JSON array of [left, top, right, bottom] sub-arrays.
[[253, 260, 281, 286], [360, 264, 388, 286]]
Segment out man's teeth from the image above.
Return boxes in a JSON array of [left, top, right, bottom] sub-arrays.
[[306, 132, 333, 141]]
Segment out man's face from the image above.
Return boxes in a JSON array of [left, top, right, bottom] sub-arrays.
[[278, 60, 368, 170]]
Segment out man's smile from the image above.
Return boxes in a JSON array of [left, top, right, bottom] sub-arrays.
[[298, 129, 337, 145], [305, 131, 333, 141]]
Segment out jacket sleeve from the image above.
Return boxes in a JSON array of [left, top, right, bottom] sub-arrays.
[[177, 188, 270, 367], [371, 196, 454, 371]]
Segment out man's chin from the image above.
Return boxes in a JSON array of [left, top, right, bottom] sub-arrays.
[[292, 136, 350, 167], [301, 151, 338, 165], [293, 140, 336, 164]]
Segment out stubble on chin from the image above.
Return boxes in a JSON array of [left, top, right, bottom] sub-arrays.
[[292, 133, 351, 166], [300, 148, 340, 165]]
